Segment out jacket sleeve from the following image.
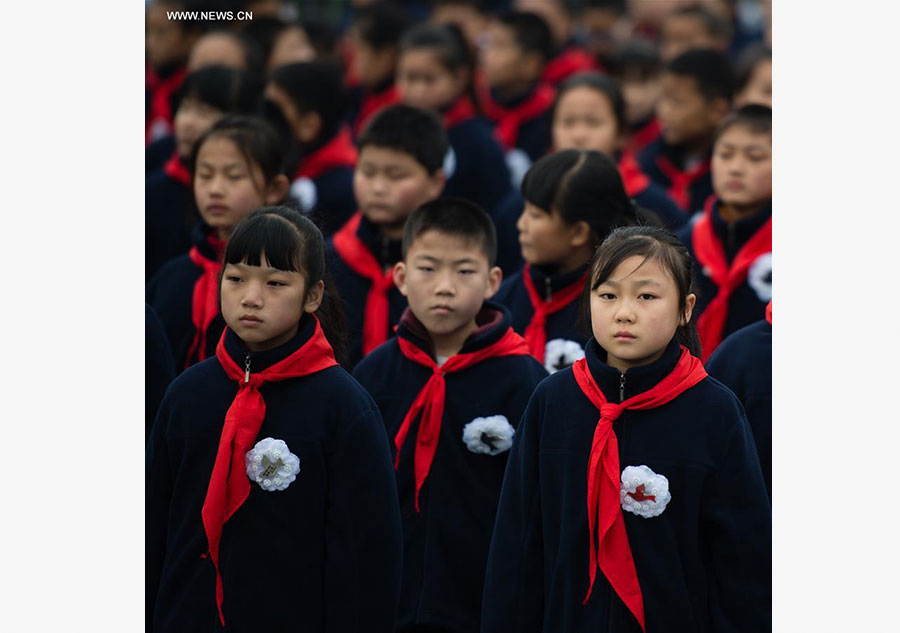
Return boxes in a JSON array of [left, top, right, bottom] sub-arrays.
[[145, 397, 174, 632], [481, 389, 545, 633], [324, 401, 402, 633], [702, 401, 771, 632]]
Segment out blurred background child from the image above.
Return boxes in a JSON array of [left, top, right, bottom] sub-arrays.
[[513, 0, 599, 85], [733, 42, 772, 107]]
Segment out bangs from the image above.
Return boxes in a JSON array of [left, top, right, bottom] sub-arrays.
[[224, 213, 307, 273], [590, 235, 678, 290]]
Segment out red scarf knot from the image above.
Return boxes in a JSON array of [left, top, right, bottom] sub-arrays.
[[441, 96, 477, 129], [617, 150, 650, 198], [393, 328, 529, 512], [692, 198, 772, 360], [185, 235, 227, 369], [655, 154, 710, 212], [521, 264, 588, 363], [571, 346, 707, 631], [202, 320, 337, 626], [163, 150, 191, 186], [354, 84, 401, 136], [294, 126, 358, 181], [478, 81, 555, 151]]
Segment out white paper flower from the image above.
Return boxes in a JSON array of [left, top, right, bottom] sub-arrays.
[[290, 177, 318, 214], [245, 437, 300, 491], [543, 338, 585, 374], [747, 252, 773, 302], [462, 415, 515, 455], [620, 465, 671, 518]]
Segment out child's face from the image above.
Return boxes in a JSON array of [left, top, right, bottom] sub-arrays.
[[394, 230, 502, 345], [590, 255, 694, 373], [221, 258, 323, 352], [480, 22, 531, 89], [146, 5, 196, 69], [516, 202, 582, 266], [553, 86, 622, 156], [194, 137, 273, 238], [657, 73, 726, 147], [353, 146, 445, 234], [660, 15, 723, 63], [622, 75, 661, 126], [186, 33, 247, 73], [712, 124, 772, 210], [735, 59, 772, 108], [173, 98, 223, 158], [397, 50, 467, 111]]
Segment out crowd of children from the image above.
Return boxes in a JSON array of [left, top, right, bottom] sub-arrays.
[[146, 1, 773, 631]]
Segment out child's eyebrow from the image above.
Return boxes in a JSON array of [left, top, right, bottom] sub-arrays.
[[599, 278, 663, 287]]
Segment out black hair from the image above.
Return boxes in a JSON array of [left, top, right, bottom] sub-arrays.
[[734, 42, 772, 94], [714, 103, 772, 144], [238, 15, 288, 64], [400, 22, 474, 75], [268, 60, 346, 141], [665, 48, 734, 103], [402, 197, 497, 265], [521, 149, 639, 246], [495, 9, 553, 62], [552, 72, 626, 134], [430, 0, 490, 11], [189, 115, 287, 191], [222, 206, 347, 365], [607, 37, 662, 82], [667, 4, 733, 44], [299, 17, 339, 59], [352, 2, 413, 51], [171, 65, 263, 118], [191, 28, 264, 75], [581, 0, 627, 14], [584, 225, 701, 357], [357, 104, 449, 174]]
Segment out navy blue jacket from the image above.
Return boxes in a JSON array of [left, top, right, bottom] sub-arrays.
[[443, 115, 513, 218], [494, 263, 591, 373], [631, 182, 689, 232], [146, 316, 403, 633], [706, 317, 772, 497], [676, 199, 772, 341], [147, 223, 225, 372], [146, 166, 198, 281], [146, 303, 175, 442], [482, 337, 771, 633], [353, 304, 547, 633], [325, 215, 408, 369], [146, 134, 176, 173], [298, 167, 357, 237], [638, 138, 713, 215]]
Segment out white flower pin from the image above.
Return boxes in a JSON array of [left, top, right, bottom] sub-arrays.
[[245, 437, 300, 492], [462, 416, 515, 455], [747, 252, 772, 302], [620, 465, 671, 518], [543, 338, 585, 374]]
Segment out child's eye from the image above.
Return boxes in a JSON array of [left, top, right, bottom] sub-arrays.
[[225, 275, 242, 283], [638, 293, 657, 300], [598, 292, 616, 300], [227, 173, 247, 181], [459, 269, 476, 275], [417, 266, 434, 273], [267, 280, 286, 287]]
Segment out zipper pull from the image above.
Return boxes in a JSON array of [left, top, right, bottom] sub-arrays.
[[545, 277, 553, 302], [619, 373, 626, 403], [244, 354, 251, 383]]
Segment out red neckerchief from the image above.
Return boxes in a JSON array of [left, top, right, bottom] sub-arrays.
[[617, 150, 650, 198], [521, 263, 588, 363], [394, 327, 529, 511], [353, 83, 400, 136], [628, 117, 661, 154], [163, 151, 191, 186], [765, 300, 772, 325], [572, 347, 707, 629], [146, 65, 186, 144], [478, 81, 556, 151], [441, 95, 477, 129], [331, 212, 396, 355], [203, 320, 338, 626], [185, 234, 228, 369], [692, 198, 773, 360], [294, 127, 358, 181], [655, 153, 710, 212], [542, 45, 599, 85]]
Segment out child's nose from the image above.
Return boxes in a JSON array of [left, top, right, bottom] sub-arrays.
[[241, 282, 263, 307]]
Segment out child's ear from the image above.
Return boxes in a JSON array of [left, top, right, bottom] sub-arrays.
[[265, 175, 291, 204], [484, 265, 503, 299], [426, 169, 447, 200], [568, 220, 592, 249], [707, 97, 731, 126], [296, 111, 323, 144], [393, 261, 410, 297], [681, 293, 697, 325], [304, 279, 325, 313]]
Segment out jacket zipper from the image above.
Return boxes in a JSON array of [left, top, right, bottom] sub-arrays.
[[619, 373, 626, 403], [244, 354, 251, 383], [545, 277, 553, 302], [727, 220, 736, 254]]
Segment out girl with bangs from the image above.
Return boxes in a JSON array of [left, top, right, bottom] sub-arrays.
[[147, 207, 402, 632]]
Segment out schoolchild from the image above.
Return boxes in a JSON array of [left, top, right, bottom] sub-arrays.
[[147, 207, 402, 632], [146, 67, 263, 280], [494, 150, 638, 374], [707, 300, 772, 496], [513, 0, 600, 85], [345, 2, 411, 137], [397, 22, 512, 216], [576, 0, 628, 69], [482, 225, 771, 633], [606, 38, 663, 155], [552, 72, 687, 231], [659, 3, 732, 63], [476, 9, 556, 186], [638, 48, 733, 215], [733, 43, 772, 108], [267, 18, 341, 70], [264, 60, 359, 235], [148, 116, 290, 371], [428, 0, 490, 55], [327, 104, 448, 368], [185, 29, 260, 74], [352, 197, 547, 633], [676, 104, 772, 360]]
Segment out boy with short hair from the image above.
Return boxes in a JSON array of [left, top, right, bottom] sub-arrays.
[[608, 37, 664, 154], [353, 197, 547, 633], [659, 3, 732, 63], [676, 104, 772, 361], [639, 47, 733, 214], [477, 9, 556, 185], [327, 104, 448, 368]]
